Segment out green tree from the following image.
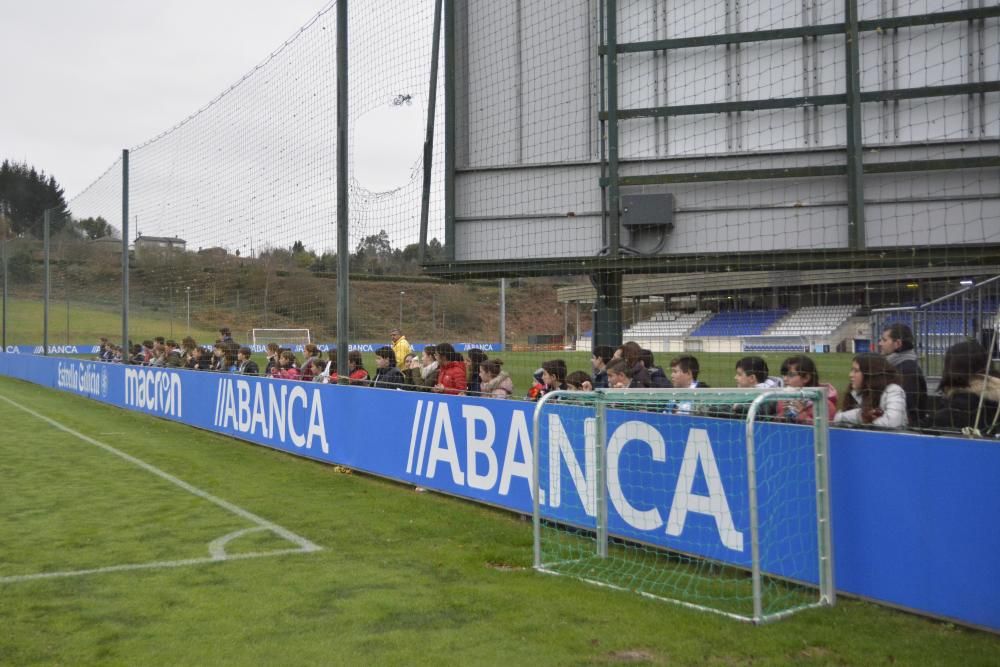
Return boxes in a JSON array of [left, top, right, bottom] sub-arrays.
[[353, 230, 395, 275], [76, 216, 117, 240], [354, 230, 393, 259], [425, 237, 444, 263], [0, 160, 70, 238], [6, 245, 36, 283]]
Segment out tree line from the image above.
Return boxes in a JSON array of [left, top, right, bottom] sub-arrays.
[[280, 229, 445, 276], [0, 159, 114, 241]]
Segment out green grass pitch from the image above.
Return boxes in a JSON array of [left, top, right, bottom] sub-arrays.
[[1, 376, 997, 665]]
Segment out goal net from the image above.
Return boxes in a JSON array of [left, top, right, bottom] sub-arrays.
[[532, 388, 834, 624], [249, 329, 312, 346]]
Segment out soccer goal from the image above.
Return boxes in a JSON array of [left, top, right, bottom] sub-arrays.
[[249, 329, 312, 346], [532, 388, 834, 624]]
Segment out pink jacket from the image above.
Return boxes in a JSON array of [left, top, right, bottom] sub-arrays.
[[777, 383, 839, 425], [271, 366, 301, 381]]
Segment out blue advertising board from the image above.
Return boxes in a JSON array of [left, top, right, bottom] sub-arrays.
[[1, 353, 998, 632]]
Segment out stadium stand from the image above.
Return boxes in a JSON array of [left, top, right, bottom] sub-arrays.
[[881, 310, 982, 335], [622, 310, 711, 338], [690, 309, 787, 337], [767, 305, 858, 336]]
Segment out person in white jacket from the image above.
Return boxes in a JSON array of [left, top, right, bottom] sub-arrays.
[[834, 354, 908, 428]]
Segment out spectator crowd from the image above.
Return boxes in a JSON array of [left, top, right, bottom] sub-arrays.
[[94, 322, 999, 438]]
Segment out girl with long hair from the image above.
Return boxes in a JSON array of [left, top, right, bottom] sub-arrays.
[[834, 353, 907, 428]]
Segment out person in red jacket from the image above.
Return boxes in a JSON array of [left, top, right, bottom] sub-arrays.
[[777, 355, 838, 424], [347, 350, 370, 385], [270, 350, 301, 381], [433, 343, 467, 395]]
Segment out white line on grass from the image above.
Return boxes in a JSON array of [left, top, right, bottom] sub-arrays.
[[0, 549, 312, 584], [0, 392, 321, 582]]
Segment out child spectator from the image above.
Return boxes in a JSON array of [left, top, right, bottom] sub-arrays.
[[669, 355, 707, 415], [147, 337, 167, 367], [400, 353, 422, 389], [566, 370, 593, 391], [591, 345, 614, 389], [640, 348, 672, 388], [96, 337, 112, 362], [141, 340, 155, 365], [466, 348, 488, 396], [479, 359, 514, 398], [605, 358, 636, 388], [221, 341, 240, 373], [188, 345, 212, 370], [372, 347, 405, 389], [734, 356, 782, 389], [669, 355, 707, 389], [163, 340, 184, 368], [533, 359, 567, 400], [271, 350, 301, 380], [347, 350, 370, 385], [237, 347, 260, 375], [300, 343, 323, 382], [180, 337, 198, 366], [777, 355, 839, 425], [731, 356, 779, 419], [619, 341, 652, 388], [130, 344, 145, 365], [417, 345, 440, 390], [434, 343, 467, 395], [264, 343, 281, 375], [526, 368, 545, 401], [209, 341, 225, 371], [834, 353, 907, 428], [315, 349, 338, 384], [927, 340, 1000, 434]]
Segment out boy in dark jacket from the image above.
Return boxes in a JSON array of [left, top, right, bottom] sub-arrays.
[[372, 347, 405, 389], [237, 347, 260, 375]]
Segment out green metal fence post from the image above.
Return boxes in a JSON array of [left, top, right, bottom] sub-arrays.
[[122, 149, 129, 358], [43, 209, 50, 356], [845, 0, 866, 249], [336, 0, 350, 379]]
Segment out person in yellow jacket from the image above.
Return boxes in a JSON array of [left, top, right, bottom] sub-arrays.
[[390, 328, 412, 369]]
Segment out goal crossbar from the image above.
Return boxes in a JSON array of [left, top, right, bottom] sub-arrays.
[[249, 329, 312, 345]]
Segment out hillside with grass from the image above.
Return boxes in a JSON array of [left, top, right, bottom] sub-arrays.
[[3, 237, 593, 344]]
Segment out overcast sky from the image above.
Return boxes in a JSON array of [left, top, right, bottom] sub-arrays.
[[0, 0, 339, 199]]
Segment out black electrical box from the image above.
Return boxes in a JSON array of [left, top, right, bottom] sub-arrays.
[[621, 193, 675, 231]]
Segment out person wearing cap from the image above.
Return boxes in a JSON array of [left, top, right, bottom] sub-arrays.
[[390, 328, 411, 371]]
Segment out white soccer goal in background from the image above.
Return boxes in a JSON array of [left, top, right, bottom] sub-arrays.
[[532, 388, 834, 624], [249, 329, 312, 346]]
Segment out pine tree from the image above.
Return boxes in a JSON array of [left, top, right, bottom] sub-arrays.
[[0, 159, 70, 238]]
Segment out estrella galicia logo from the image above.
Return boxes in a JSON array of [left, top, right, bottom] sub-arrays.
[[56, 361, 104, 399]]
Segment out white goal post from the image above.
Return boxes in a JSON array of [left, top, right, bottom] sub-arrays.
[[532, 387, 835, 624], [249, 329, 312, 346]]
